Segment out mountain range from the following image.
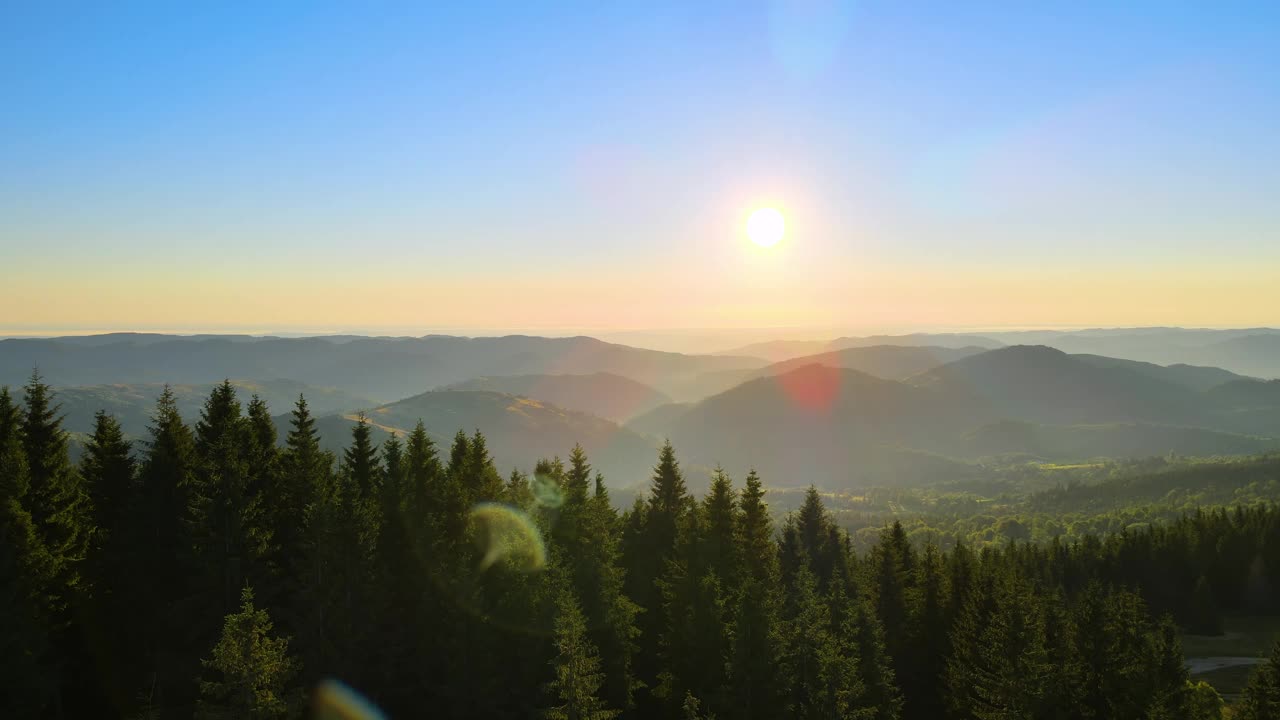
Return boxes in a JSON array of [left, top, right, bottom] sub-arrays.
[[717, 328, 1280, 378], [6, 331, 1279, 492], [0, 333, 764, 402]]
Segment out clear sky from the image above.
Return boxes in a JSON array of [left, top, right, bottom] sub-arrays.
[[2, 1, 1278, 335]]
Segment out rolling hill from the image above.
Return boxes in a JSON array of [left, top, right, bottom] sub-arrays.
[[652, 365, 988, 487], [44, 379, 374, 438], [0, 333, 766, 402], [629, 347, 1280, 488], [982, 328, 1280, 378], [439, 372, 670, 423], [678, 345, 989, 400], [718, 328, 1280, 378], [296, 390, 660, 487], [716, 333, 1004, 362], [961, 420, 1280, 461], [905, 345, 1209, 427]]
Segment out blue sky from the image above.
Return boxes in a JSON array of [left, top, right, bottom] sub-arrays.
[[2, 1, 1278, 333]]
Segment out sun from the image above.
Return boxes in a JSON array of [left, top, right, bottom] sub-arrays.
[[747, 207, 786, 247]]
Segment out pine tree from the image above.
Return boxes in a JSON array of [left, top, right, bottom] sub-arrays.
[[81, 411, 136, 566], [1145, 616, 1194, 719], [682, 691, 716, 720], [551, 447, 640, 711], [196, 587, 300, 720], [243, 394, 280, 584], [1239, 639, 1280, 719], [656, 537, 732, 717], [867, 521, 916, 705], [79, 410, 138, 707], [341, 412, 382, 500], [849, 595, 903, 720], [728, 470, 786, 720], [20, 371, 89, 597], [624, 441, 692, 705], [298, 417, 381, 693], [378, 433, 406, 523], [189, 381, 268, 619], [0, 406, 57, 716], [133, 386, 200, 709], [402, 421, 442, 549], [367, 430, 427, 716], [1186, 680, 1224, 720], [243, 395, 279, 493], [781, 564, 868, 720], [20, 371, 97, 713], [544, 587, 619, 720], [905, 542, 949, 720], [966, 576, 1053, 720], [700, 468, 739, 589], [271, 395, 331, 594], [0, 386, 20, 447]]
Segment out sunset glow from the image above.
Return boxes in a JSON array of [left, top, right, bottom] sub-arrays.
[[747, 208, 786, 248]]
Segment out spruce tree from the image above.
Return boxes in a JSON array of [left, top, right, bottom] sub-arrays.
[[189, 381, 268, 619], [624, 441, 692, 705], [79, 411, 138, 706], [867, 521, 915, 703], [849, 594, 903, 720], [272, 395, 331, 593], [905, 542, 949, 720], [341, 412, 382, 500], [0, 410, 57, 716], [781, 564, 867, 720], [1145, 616, 1194, 719], [196, 587, 300, 720], [1239, 641, 1280, 720], [728, 470, 786, 720], [966, 576, 1052, 719], [134, 386, 200, 713], [700, 468, 739, 589], [298, 416, 381, 694], [81, 411, 136, 565], [20, 371, 89, 596], [243, 394, 280, 585], [545, 587, 619, 720], [552, 446, 639, 711]]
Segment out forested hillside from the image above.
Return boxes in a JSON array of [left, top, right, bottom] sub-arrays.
[[440, 372, 671, 423], [6, 372, 1280, 719]]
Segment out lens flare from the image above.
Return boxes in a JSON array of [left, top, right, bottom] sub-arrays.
[[313, 679, 388, 720], [531, 473, 564, 508], [469, 502, 547, 573], [777, 364, 842, 413]]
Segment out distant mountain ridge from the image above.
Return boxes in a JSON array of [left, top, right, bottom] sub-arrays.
[[675, 345, 990, 401], [439, 372, 670, 422], [289, 389, 659, 487], [45, 379, 373, 438], [11, 332, 1280, 492], [0, 333, 765, 402], [716, 334, 1005, 362], [631, 345, 1280, 488], [716, 327, 1280, 378]]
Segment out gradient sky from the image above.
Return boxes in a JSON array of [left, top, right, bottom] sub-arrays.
[[2, 1, 1278, 335]]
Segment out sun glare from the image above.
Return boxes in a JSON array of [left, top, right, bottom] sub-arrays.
[[747, 207, 786, 247]]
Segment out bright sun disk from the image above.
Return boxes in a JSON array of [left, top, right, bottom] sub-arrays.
[[747, 207, 785, 247]]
